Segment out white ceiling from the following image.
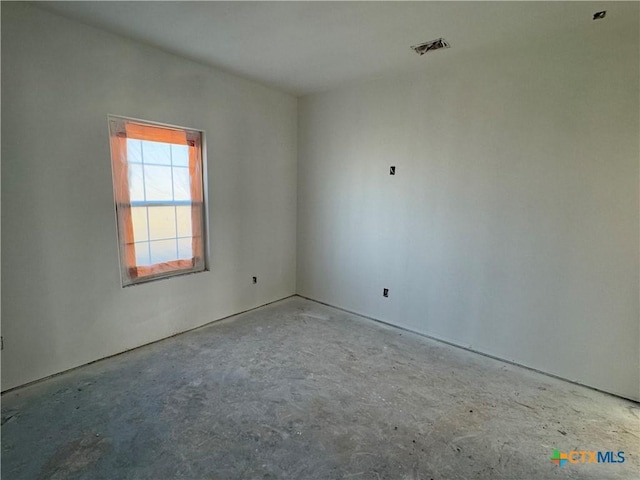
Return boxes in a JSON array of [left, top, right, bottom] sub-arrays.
[[36, 1, 636, 96]]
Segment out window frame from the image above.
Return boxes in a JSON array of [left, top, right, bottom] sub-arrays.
[[108, 115, 208, 287]]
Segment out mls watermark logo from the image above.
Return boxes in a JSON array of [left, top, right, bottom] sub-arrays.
[[550, 449, 625, 467]]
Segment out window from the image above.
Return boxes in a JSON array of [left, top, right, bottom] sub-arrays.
[[108, 117, 206, 286]]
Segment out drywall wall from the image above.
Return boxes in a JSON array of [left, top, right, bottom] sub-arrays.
[[297, 13, 640, 400], [1, 3, 297, 390]]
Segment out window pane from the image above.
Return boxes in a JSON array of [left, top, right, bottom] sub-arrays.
[[147, 206, 176, 240], [127, 139, 143, 164], [150, 239, 178, 264], [142, 140, 171, 165], [134, 242, 151, 266], [177, 237, 193, 260], [173, 167, 190, 201], [171, 144, 189, 167], [128, 164, 145, 201], [109, 116, 205, 286], [176, 206, 192, 237], [144, 165, 173, 201], [131, 206, 149, 242]]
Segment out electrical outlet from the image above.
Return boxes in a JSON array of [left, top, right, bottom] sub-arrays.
[[1, 336, 4, 350], [390, 166, 396, 175], [252, 276, 257, 284], [383, 288, 389, 298]]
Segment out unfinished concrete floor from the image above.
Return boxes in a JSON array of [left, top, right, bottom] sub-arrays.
[[2, 297, 638, 479]]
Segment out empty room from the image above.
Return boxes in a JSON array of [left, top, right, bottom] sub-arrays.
[[1, 1, 638, 479]]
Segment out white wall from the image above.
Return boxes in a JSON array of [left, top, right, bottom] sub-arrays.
[[298, 16, 640, 400], [1, 3, 297, 390]]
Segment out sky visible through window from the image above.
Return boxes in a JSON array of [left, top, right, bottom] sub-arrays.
[[127, 138, 193, 266]]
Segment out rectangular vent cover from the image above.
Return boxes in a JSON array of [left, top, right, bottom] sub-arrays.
[[411, 38, 450, 56]]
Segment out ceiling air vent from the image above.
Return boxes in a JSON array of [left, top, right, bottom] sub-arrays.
[[411, 38, 450, 56]]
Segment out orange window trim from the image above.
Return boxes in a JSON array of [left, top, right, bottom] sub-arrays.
[[132, 259, 196, 279], [110, 119, 204, 284], [110, 134, 136, 270], [125, 123, 188, 145]]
